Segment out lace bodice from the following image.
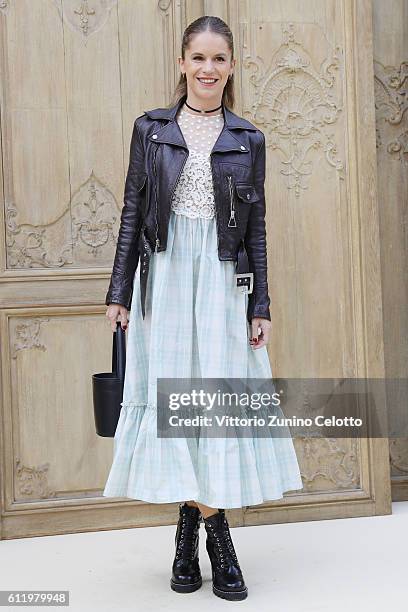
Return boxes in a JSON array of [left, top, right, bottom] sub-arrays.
[[170, 106, 224, 219]]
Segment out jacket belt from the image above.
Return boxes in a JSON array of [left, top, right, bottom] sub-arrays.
[[139, 226, 152, 319], [235, 239, 254, 294], [236, 239, 249, 275]]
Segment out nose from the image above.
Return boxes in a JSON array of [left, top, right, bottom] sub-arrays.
[[203, 59, 216, 72]]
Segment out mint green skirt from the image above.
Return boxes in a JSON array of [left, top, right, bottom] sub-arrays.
[[103, 211, 303, 508]]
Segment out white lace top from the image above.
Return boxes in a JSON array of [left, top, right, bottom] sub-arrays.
[[170, 107, 224, 219]]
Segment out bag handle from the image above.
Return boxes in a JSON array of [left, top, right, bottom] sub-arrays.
[[112, 320, 126, 384]]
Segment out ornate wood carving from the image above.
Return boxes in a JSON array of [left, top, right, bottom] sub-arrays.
[[374, 60, 408, 164], [390, 438, 408, 476], [53, 0, 117, 41], [158, 0, 172, 11], [296, 436, 359, 489], [15, 459, 56, 499], [6, 201, 74, 269], [71, 170, 119, 256], [6, 172, 118, 269], [243, 22, 344, 197], [10, 318, 49, 359]]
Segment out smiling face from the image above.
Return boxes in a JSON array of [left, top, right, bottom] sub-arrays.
[[178, 30, 235, 113]]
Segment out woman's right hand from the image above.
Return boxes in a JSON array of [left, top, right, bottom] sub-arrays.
[[106, 303, 129, 332]]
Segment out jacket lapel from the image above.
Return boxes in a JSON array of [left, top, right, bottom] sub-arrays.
[[144, 94, 257, 154]]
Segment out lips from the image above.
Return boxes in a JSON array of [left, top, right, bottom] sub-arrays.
[[197, 77, 218, 85]]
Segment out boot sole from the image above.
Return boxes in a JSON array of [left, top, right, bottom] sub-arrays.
[[170, 576, 202, 593], [213, 584, 248, 601]]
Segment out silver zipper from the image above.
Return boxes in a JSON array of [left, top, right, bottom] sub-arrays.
[[169, 150, 189, 209], [227, 175, 237, 227], [152, 145, 160, 251], [153, 146, 189, 252]]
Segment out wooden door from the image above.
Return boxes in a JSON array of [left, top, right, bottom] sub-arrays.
[[372, 0, 408, 502], [0, 0, 391, 539]]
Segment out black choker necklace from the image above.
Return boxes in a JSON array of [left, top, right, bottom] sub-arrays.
[[184, 100, 222, 114]]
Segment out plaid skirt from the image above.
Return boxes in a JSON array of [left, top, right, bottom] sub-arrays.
[[103, 211, 303, 508]]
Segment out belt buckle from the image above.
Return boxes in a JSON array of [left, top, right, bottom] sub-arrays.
[[235, 272, 253, 294]]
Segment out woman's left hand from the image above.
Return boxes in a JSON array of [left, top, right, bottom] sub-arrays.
[[249, 317, 271, 349]]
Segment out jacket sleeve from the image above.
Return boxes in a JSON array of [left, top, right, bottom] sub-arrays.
[[244, 130, 271, 323], [105, 118, 146, 310]]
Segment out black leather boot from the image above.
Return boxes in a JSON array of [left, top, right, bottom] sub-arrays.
[[170, 502, 202, 593], [204, 509, 248, 601]]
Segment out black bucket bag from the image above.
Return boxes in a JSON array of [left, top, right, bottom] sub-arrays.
[[93, 321, 126, 437]]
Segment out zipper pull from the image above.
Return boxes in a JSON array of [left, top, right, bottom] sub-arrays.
[[155, 238, 160, 251], [228, 210, 237, 227], [227, 176, 237, 227]]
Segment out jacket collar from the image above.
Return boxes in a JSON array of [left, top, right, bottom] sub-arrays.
[[144, 94, 257, 154]]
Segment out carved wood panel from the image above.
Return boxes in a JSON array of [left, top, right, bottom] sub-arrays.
[[372, 0, 408, 501], [0, 0, 392, 538]]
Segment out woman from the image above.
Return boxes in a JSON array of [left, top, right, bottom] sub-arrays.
[[103, 16, 303, 602]]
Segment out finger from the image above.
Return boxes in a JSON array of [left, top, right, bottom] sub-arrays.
[[110, 312, 120, 331], [114, 313, 126, 326], [252, 338, 266, 350], [251, 320, 259, 341], [120, 312, 128, 330]]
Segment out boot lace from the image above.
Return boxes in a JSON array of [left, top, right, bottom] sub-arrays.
[[206, 516, 240, 569], [175, 512, 200, 561]]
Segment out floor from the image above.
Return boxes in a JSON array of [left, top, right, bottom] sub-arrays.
[[0, 501, 406, 611]]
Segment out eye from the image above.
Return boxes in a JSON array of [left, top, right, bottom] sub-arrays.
[[191, 55, 226, 61]]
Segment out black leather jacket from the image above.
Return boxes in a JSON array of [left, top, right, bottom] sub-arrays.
[[105, 94, 271, 323]]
